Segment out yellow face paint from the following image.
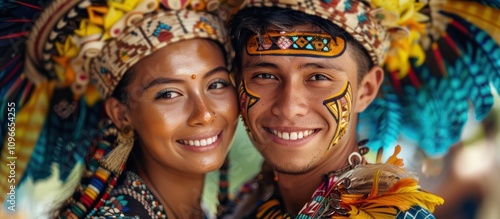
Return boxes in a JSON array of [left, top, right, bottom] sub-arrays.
[[323, 81, 353, 150], [246, 32, 346, 57], [238, 79, 260, 122]]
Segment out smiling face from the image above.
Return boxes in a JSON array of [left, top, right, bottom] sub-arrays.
[[239, 38, 365, 174], [108, 39, 238, 174]]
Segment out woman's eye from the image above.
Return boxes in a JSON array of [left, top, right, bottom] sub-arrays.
[[254, 73, 276, 80], [155, 90, 180, 99], [309, 74, 329, 81], [209, 80, 229, 89]]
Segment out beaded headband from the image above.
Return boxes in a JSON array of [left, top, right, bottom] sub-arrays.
[[246, 32, 347, 57]]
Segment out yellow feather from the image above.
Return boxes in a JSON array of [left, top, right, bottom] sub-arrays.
[[0, 81, 55, 204], [441, 1, 500, 45], [342, 177, 444, 215]]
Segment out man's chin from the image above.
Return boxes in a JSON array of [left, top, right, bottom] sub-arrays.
[[266, 159, 314, 175]]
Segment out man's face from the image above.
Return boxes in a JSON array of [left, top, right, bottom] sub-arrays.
[[239, 37, 361, 174]]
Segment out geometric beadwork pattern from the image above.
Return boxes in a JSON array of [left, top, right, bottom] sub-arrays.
[[246, 32, 346, 57]]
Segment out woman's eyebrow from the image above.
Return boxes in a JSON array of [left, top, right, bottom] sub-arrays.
[[142, 77, 184, 91]]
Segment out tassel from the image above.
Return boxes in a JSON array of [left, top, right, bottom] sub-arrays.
[[99, 125, 134, 173]]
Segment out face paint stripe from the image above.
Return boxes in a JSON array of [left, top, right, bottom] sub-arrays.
[[322, 81, 352, 150], [239, 80, 261, 140], [239, 80, 261, 112]]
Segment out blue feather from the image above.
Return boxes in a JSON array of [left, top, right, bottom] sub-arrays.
[[358, 85, 402, 152]]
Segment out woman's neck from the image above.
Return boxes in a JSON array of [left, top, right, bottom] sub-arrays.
[[137, 160, 206, 219]]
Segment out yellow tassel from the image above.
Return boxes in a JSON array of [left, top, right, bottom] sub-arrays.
[[99, 126, 134, 173]]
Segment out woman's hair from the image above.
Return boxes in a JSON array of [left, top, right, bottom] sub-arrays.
[[111, 67, 134, 104], [229, 7, 374, 83]]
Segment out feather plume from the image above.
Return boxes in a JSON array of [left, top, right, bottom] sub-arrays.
[[0, 81, 55, 204], [358, 86, 402, 152], [362, 0, 500, 158], [341, 170, 443, 219]]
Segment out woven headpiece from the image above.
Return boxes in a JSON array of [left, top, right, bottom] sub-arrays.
[[234, 0, 500, 162], [241, 0, 409, 66], [25, 0, 235, 99]]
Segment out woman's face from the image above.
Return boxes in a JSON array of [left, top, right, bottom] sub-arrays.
[[120, 39, 238, 174]]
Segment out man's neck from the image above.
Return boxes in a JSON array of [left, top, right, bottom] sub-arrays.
[[275, 137, 359, 215]]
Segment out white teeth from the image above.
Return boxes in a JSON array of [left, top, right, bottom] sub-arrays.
[[271, 129, 315, 141], [282, 132, 290, 140], [180, 135, 218, 147]]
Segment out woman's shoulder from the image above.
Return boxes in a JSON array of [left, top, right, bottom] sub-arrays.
[[90, 171, 167, 219]]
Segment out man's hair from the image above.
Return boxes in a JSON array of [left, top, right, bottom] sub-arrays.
[[230, 7, 374, 83]]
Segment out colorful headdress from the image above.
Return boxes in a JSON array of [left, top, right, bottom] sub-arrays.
[[237, 0, 500, 160], [0, 0, 242, 207]]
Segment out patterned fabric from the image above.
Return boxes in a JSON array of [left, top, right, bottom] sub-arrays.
[[241, 0, 391, 66], [90, 171, 167, 219], [251, 193, 436, 219], [246, 32, 346, 57], [91, 9, 231, 98]]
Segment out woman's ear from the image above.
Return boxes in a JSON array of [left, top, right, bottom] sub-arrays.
[[355, 65, 384, 112], [105, 98, 132, 129]]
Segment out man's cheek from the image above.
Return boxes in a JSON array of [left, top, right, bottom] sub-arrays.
[[322, 81, 353, 150]]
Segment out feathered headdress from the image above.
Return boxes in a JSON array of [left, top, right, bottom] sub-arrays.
[[0, 0, 242, 210], [357, 0, 500, 160]]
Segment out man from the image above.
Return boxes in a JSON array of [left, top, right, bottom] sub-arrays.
[[217, 0, 496, 218]]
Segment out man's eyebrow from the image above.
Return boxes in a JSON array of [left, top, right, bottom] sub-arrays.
[[296, 62, 345, 72], [243, 59, 280, 69]]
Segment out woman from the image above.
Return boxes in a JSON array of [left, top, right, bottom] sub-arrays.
[[0, 0, 241, 218], [71, 38, 239, 219]]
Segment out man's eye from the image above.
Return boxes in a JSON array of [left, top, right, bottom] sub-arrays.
[[255, 73, 276, 79], [309, 74, 328, 81], [155, 90, 180, 99]]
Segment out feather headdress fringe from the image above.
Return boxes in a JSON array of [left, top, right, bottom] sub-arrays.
[[334, 146, 444, 218]]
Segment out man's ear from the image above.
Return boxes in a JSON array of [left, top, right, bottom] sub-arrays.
[[355, 65, 384, 113], [105, 98, 132, 129]]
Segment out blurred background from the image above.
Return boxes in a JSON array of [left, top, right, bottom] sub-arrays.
[[1, 94, 499, 219]]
